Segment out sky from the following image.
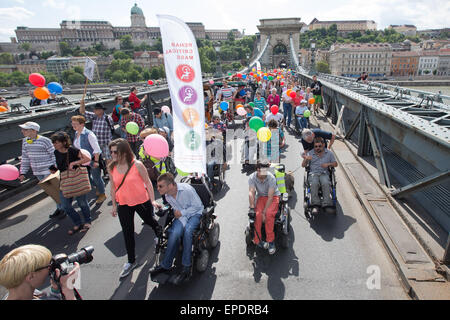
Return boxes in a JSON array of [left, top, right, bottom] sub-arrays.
[[0, 0, 449, 42]]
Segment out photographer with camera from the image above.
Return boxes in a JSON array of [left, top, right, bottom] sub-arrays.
[[0, 245, 82, 300]]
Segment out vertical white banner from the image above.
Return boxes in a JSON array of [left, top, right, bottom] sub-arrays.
[[84, 57, 96, 81], [158, 15, 206, 174]]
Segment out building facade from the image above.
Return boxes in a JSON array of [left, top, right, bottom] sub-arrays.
[[13, 4, 242, 50], [417, 50, 439, 75], [16, 59, 47, 74], [329, 43, 392, 78], [308, 18, 377, 35], [133, 51, 163, 69], [391, 51, 419, 76], [437, 49, 450, 76]]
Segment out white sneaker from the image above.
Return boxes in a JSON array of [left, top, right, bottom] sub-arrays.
[[119, 262, 137, 278]]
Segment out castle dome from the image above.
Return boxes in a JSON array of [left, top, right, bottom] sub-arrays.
[[131, 3, 143, 15]]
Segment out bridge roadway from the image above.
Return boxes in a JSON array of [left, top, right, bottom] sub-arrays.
[[0, 121, 408, 300]]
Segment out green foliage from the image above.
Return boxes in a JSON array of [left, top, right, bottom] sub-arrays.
[[62, 67, 85, 84], [41, 71, 59, 83], [20, 43, 31, 51], [316, 60, 331, 74], [300, 25, 410, 49], [67, 73, 85, 84], [8, 71, 28, 86], [0, 53, 14, 65], [120, 35, 134, 50], [40, 51, 56, 60], [149, 38, 163, 52], [59, 42, 71, 56], [113, 51, 131, 60]]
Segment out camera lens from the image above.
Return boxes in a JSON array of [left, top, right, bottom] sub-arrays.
[[67, 246, 94, 265]]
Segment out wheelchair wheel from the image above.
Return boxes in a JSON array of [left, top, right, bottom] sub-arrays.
[[245, 226, 253, 247], [207, 222, 220, 249], [196, 249, 209, 273]]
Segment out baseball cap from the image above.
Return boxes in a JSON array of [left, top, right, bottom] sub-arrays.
[[19, 122, 40, 132], [301, 99, 307, 104]]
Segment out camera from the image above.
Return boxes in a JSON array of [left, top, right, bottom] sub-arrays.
[[50, 246, 94, 280]]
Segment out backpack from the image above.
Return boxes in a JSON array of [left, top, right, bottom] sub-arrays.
[[112, 106, 119, 123]]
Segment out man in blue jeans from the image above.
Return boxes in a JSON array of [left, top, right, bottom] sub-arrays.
[[150, 173, 204, 285], [282, 88, 293, 129]]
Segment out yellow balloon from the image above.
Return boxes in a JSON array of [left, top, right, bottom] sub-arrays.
[[257, 127, 272, 142]]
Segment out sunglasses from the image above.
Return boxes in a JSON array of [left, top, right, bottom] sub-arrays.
[[34, 263, 51, 272], [314, 145, 323, 148], [110, 150, 118, 154]]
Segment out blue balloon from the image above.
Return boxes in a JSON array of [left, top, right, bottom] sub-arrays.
[[242, 74, 247, 79], [48, 82, 63, 94], [240, 90, 246, 96], [263, 76, 268, 80], [220, 101, 229, 111], [254, 108, 264, 118]]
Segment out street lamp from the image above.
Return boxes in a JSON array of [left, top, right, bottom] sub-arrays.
[[310, 40, 316, 75]]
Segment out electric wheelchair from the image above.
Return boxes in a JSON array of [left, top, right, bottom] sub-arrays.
[[303, 164, 337, 219], [151, 176, 219, 284]]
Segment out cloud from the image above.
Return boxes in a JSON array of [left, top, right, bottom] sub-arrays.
[[0, 7, 35, 22], [43, 0, 66, 10]]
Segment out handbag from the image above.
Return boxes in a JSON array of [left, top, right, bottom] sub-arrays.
[[106, 116, 120, 139], [59, 153, 91, 198]]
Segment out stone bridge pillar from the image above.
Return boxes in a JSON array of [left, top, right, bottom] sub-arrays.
[[257, 18, 303, 69]]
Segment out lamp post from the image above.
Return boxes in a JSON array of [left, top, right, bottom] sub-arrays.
[[214, 42, 222, 78], [310, 40, 316, 75]]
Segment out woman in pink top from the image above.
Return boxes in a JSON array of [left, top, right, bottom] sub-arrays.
[[108, 138, 162, 279], [266, 88, 280, 107]]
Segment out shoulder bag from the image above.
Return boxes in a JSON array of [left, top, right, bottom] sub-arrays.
[[59, 152, 91, 198]]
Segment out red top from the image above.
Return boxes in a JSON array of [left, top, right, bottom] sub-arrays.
[[128, 92, 141, 110], [267, 94, 280, 107]]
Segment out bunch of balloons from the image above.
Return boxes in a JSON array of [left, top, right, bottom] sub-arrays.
[[29, 73, 63, 100]]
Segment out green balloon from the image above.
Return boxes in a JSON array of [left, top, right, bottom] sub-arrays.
[[268, 76, 273, 80], [249, 116, 264, 132], [248, 102, 255, 108], [126, 121, 139, 135], [304, 110, 311, 118]]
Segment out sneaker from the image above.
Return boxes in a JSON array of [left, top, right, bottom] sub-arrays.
[[96, 193, 107, 204], [119, 262, 137, 278], [49, 209, 65, 219], [255, 241, 269, 250], [268, 242, 276, 255], [149, 265, 171, 277], [312, 206, 320, 215]]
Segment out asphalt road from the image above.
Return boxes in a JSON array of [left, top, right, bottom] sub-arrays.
[[0, 122, 409, 300]]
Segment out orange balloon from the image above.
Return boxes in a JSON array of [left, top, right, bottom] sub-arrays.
[[286, 89, 292, 96], [236, 104, 244, 109], [309, 98, 316, 105], [34, 87, 50, 100], [0, 106, 7, 112]]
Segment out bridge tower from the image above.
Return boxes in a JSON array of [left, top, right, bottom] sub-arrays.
[[257, 18, 303, 69]]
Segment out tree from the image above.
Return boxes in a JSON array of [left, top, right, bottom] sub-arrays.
[[41, 71, 59, 83], [59, 42, 72, 56], [316, 61, 331, 74], [9, 71, 28, 86], [67, 73, 85, 84], [120, 35, 134, 51], [20, 43, 31, 51], [227, 30, 235, 42], [112, 70, 126, 82], [149, 38, 163, 52], [113, 51, 131, 60], [0, 53, 14, 65]]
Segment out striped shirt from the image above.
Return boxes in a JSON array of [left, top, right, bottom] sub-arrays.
[[20, 135, 56, 176], [219, 86, 236, 101], [253, 97, 266, 113]]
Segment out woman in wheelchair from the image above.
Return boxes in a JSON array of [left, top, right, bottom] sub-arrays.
[[302, 137, 338, 215], [150, 173, 213, 285], [247, 162, 281, 255]]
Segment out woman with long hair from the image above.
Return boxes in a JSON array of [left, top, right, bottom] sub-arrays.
[[108, 138, 162, 278], [50, 131, 92, 235]]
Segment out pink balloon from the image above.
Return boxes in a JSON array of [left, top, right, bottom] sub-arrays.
[[144, 134, 169, 159], [161, 106, 171, 114], [0, 164, 19, 181], [237, 107, 247, 116], [80, 149, 92, 166], [209, 79, 214, 85]]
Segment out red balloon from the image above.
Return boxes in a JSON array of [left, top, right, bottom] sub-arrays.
[[273, 69, 277, 73], [270, 105, 279, 115], [289, 91, 297, 99], [237, 73, 242, 78], [29, 73, 45, 87], [280, 81, 285, 86], [148, 80, 154, 85], [249, 72, 254, 76]]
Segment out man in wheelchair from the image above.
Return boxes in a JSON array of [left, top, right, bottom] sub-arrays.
[[302, 137, 338, 215], [150, 173, 204, 284], [206, 126, 227, 192], [248, 161, 281, 254]]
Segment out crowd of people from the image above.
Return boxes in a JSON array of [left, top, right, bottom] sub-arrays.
[[0, 69, 341, 299]]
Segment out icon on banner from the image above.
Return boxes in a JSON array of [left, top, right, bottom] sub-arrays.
[[184, 130, 201, 151], [182, 108, 200, 128], [178, 86, 197, 105], [176, 64, 195, 83]]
